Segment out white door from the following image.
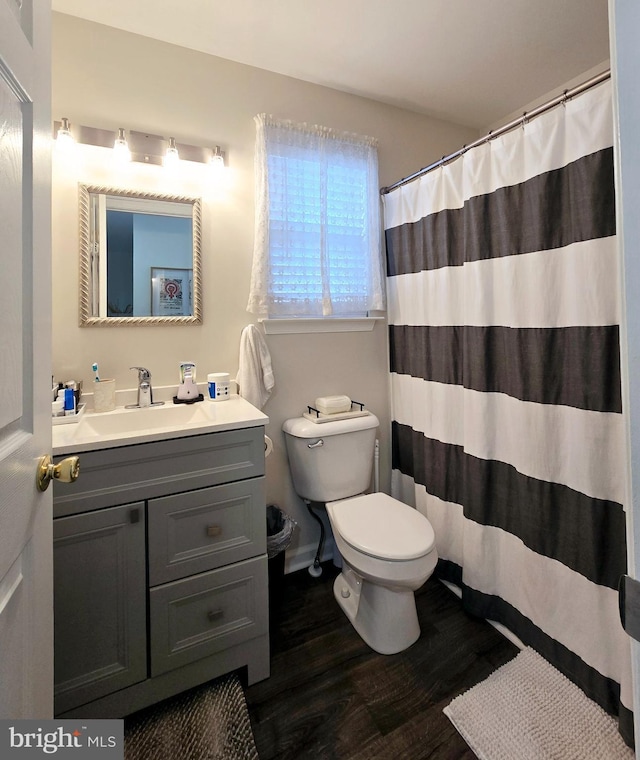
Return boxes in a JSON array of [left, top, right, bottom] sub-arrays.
[[0, 0, 52, 717], [611, 0, 640, 744]]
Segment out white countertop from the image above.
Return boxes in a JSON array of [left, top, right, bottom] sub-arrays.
[[52, 394, 268, 455]]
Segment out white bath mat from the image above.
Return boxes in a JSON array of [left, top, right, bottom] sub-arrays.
[[444, 647, 633, 760]]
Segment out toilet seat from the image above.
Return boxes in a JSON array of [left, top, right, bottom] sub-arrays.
[[328, 492, 435, 561]]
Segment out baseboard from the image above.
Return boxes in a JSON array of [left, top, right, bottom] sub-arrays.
[[284, 538, 336, 575]]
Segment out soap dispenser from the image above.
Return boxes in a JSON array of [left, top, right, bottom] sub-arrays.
[[177, 362, 200, 401]]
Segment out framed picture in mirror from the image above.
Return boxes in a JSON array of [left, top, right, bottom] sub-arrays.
[[150, 267, 193, 317]]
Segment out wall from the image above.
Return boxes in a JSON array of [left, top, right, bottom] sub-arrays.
[[52, 13, 478, 571], [485, 60, 609, 132]]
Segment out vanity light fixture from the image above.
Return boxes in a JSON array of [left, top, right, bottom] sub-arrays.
[[55, 117, 75, 152], [113, 128, 131, 163], [164, 137, 180, 169], [53, 119, 225, 168]]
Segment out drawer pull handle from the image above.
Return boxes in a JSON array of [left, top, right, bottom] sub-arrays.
[[208, 609, 224, 622], [207, 525, 222, 537]]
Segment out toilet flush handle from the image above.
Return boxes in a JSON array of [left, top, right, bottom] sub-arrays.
[[308, 439, 324, 449]]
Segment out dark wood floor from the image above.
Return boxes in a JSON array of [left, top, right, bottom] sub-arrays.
[[245, 562, 519, 760]]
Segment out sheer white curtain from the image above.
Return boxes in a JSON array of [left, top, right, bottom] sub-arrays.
[[247, 114, 385, 317]]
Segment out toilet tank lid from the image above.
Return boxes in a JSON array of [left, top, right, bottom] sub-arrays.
[[282, 413, 379, 438]]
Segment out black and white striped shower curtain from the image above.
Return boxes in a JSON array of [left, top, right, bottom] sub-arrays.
[[383, 80, 633, 742]]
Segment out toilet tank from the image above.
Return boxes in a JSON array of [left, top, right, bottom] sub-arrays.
[[282, 413, 379, 503]]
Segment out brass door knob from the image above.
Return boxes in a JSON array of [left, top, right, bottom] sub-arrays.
[[36, 455, 80, 492]]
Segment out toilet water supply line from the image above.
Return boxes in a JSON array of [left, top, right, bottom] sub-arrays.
[[306, 501, 325, 577], [307, 438, 380, 578]]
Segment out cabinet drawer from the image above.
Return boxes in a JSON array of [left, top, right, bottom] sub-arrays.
[[53, 426, 265, 518], [148, 479, 266, 585], [149, 556, 268, 676]]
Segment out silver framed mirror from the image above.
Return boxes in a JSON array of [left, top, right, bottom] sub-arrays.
[[78, 184, 202, 326]]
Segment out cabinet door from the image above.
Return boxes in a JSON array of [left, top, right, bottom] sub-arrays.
[[53, 502, 147, 715]]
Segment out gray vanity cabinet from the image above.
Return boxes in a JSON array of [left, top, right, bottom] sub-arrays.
[[53, 425, 269, 719]]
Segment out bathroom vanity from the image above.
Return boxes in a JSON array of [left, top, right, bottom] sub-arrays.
[[51, 396, 269, 718]]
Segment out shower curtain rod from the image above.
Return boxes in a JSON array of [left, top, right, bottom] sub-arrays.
[[380, 68, 611, 195]]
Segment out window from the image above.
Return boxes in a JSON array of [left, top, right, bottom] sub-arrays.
[[247, 115, 386, 319]]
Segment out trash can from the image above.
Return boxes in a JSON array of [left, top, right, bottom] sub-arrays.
[[266, 504, 295, 615]]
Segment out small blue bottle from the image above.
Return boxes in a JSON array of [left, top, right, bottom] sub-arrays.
[[64, 387, 76, 416]]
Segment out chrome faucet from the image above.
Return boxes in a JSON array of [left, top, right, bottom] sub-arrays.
[[126, 366, 164, 409]]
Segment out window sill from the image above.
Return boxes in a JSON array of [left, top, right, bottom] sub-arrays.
[[260, 317, 385, 335]]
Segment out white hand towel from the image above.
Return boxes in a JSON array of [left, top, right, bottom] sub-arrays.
[[236, 324, 275, 409]]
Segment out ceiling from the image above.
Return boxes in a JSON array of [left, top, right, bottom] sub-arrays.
[[51, 0, 610, 129]]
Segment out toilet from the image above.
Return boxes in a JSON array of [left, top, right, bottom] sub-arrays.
[[282, 412, 437, 654]]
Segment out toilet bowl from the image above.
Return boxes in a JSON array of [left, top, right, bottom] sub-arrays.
[[326, 492, 437, 654]]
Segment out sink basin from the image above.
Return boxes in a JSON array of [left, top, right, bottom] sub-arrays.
[[52, 395, 269, 455], [81, 403, 209, 437]]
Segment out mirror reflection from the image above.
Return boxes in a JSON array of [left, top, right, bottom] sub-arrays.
[[79, 185, 202, 325]]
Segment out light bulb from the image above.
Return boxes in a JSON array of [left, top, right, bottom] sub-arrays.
[[56, 117, 75, 152], [113, 128, 131, 163], [164, 137, 180, 169], [210, 145, 225, 172]]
